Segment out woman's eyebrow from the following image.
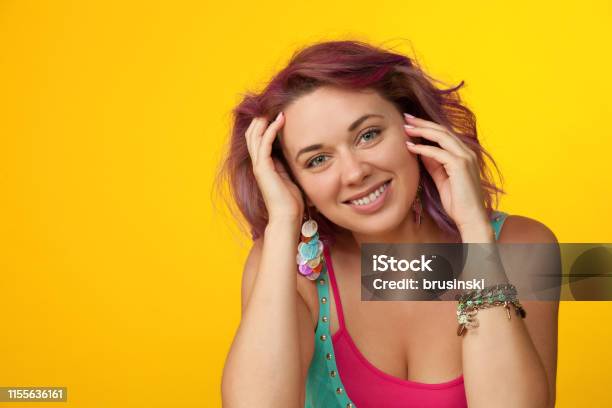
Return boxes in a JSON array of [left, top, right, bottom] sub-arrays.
[[294, 113, 384, 161]]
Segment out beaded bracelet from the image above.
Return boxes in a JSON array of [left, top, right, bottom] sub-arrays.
[[456, 283, 527, 336]]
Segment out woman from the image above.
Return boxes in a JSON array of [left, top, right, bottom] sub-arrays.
[[218, 40, 558, 407]]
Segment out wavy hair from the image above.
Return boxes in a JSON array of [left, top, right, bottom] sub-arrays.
[[214, 40, 505, 244]]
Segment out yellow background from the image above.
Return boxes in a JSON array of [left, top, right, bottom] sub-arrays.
[[0, 1, 610, 407]]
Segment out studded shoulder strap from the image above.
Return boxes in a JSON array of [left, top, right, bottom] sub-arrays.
[[490, 210, 509, 241], [304, 263, 356, 407]]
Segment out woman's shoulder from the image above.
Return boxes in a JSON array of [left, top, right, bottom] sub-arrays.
[[496, 213, 558, 243]]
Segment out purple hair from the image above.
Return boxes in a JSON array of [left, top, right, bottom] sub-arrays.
[[214, 40, 505, 244]]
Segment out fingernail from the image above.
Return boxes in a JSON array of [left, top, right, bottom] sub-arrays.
[[406, 141, 416, 147], [404, 113, 415, 119], [404, 124, 416, 129], [275, 111, 283, 121]]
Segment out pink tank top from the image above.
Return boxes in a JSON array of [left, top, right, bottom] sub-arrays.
[[323, 245, 468, 407], [304, 211, 508, 407]]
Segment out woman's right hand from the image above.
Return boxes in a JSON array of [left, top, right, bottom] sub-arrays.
[[245, 112, 305, 221]]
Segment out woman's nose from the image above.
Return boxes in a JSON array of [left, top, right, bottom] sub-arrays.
[[340, 153, 371, 186]]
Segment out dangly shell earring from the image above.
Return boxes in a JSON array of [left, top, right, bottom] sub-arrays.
[[412, 183, 424, 226], [296, 207, 324, 280]]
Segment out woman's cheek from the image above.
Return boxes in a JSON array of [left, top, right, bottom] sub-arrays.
[[304, 174, 338, 208], [378, 137, 415, 168]]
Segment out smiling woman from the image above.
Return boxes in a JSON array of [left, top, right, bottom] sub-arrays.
[[215, 40, 558, 408]]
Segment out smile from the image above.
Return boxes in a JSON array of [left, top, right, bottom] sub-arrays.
[[343, 179, 392, 214]]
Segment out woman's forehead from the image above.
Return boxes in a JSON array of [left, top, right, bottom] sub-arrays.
[[280, 87, 393, 149]]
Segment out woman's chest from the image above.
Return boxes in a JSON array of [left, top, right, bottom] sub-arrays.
[[299, 264, 464, 383]]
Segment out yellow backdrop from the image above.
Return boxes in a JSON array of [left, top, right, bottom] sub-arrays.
[[0, 1, 610, 407]]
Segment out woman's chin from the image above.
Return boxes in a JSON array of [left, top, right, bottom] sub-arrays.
[[340, 210, 410, 238]]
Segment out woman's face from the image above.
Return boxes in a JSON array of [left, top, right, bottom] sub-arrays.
[[280, 85, 420, 236]]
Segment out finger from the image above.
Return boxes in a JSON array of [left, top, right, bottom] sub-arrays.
[[406, 141, 474, 178], [404, 126, 472, 160], [404, 113, 476, 159], [244, 118, 259, 158], [406, 142, 455, 164], [403, 113, 448, 132], [405, 142, 450, 186], [246, 117, 267, 159], [249, 118, 270, 165], [257, 112, 285, 164]]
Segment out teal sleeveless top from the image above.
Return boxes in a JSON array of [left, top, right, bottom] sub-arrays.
[[304, 211, 509, 408]]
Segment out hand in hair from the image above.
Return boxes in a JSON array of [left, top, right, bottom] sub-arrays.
[[245, 112, 304, 222], [404, 113, 492, 238]]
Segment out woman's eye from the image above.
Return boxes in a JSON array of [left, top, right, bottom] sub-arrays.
[[358, 128, 382, 144], [306, 155, 329, 168]]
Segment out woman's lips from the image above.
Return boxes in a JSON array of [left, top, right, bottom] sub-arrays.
[[344, 180, 392, 214]]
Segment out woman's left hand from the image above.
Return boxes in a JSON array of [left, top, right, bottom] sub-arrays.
[[403, 113, 493, 239]]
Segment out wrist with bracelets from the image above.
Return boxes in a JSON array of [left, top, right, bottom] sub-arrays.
[[456, 283, 527, 336]]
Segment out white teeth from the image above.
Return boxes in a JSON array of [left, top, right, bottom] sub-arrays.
[[349, 181, 389, 206]]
